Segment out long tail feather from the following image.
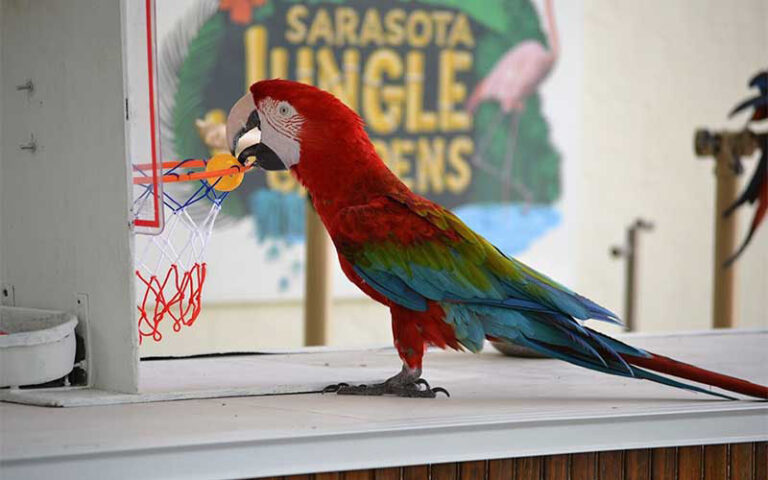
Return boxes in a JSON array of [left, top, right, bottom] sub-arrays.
[[516, 320, 766, 400], [622, 352, 768, 400], [629, 364, 736, 400], [516, 335, 736, 400], [463, 304, 766, 400]]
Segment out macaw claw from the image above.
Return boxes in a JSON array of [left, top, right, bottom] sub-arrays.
[[413, 378, 451, 397], [321, 382, 349, 393], [431, 387, 450, 397]]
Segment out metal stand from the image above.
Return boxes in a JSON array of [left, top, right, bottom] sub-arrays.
[[611, 219, 654, 331]]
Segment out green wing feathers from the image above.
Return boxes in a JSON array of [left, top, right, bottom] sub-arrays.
[[334, 193, 620, 325]]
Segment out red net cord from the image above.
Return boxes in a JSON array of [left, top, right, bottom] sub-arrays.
[[136, 262, 207, 344]]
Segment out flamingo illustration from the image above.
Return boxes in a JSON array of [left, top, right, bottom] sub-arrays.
[[467, 0, 559, 203]]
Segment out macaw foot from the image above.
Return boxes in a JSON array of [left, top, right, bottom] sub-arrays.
[[322, 366, 450, 398], [324, 379, 449, 398]]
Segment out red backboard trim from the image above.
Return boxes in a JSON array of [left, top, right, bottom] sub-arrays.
[[134, 0, 161, 229]]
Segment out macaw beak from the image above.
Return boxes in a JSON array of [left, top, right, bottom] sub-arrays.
[[226, 93, 287, 171]]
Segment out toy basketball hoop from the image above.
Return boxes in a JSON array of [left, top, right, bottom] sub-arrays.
[[132, 153, 251, 343]]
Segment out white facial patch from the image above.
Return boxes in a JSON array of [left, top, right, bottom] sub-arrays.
[[260, 115, 301, 168], [259, 97, 304, 168]]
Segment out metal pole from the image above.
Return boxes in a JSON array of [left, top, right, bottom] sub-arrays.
[[304, 201, 331, 346], [611, 219, 653, 331], [624, 226, 637, 332]]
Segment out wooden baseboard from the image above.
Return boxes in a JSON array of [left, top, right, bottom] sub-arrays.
[[253, 442, 767, 480]]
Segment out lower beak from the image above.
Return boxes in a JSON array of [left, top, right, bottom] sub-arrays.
[[236, 142, 286, 171], [232, 126, 287, 171]]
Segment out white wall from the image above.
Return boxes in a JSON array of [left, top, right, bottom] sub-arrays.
[[139, 298, 391, 357], [578, 0, 768, 333], [0, 0, 138, 392]]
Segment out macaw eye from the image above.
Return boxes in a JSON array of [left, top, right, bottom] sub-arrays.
[[277, 101, 295, 118]]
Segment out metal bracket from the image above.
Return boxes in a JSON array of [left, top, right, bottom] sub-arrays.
[[74, 293, 92, 387], [694, 128, 758, 175], [1, 283, 16, 306], [16, 79, 34, 95], [19, 134, 37, 153]]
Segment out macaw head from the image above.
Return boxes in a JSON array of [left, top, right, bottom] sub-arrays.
[[225, 79, 367, 174]]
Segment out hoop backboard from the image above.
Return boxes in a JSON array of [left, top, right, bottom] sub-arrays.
[[125, 0, 164, 235]]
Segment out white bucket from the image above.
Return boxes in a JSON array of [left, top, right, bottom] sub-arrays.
[[0, 306, 78, 388]]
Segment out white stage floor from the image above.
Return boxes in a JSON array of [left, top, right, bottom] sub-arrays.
[[1, 330, 767, 479]]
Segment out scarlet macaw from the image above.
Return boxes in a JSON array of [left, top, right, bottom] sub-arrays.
[[227, 80, 767, 400]]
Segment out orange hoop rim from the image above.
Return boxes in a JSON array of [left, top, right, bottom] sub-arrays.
[[133, 159, 255, 185]]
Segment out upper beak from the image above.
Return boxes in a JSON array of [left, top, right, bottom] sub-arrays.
[[226, 93, 287, 171], [232, 127, 261, 164]]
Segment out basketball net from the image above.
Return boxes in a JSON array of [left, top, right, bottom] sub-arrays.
[[133, 156, 246, 343]]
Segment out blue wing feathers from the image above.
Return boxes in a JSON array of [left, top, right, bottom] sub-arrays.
[[585, 328, 652, 358], [353, 266, 427, 312], [442, 302, 640, 378], [548, 322, 609, 368], [526, 278, 622, 325], [442, 299, 731, 400], [356, 257, 630, 368], [443, 304, 488, 352], [576, 294, 622, 324]]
